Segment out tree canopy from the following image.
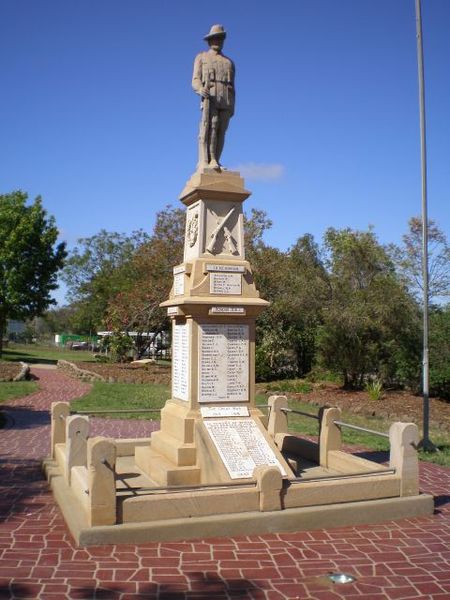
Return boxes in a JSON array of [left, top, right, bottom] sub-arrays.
[[61, 228, 150, 333], [318, 228, 421, 388], [391, 217, 450, 302], [105, 206, 185, 356], [0, 191, 66, 355], [55, 203, 449, 396]]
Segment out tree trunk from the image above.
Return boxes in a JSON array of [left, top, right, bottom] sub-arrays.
[[0, 312, 5, 358]]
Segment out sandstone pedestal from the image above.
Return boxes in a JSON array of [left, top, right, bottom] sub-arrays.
[[135, 170, 293, 486]]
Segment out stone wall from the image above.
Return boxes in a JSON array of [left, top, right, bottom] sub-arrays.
[[14, 361, 30, 381], [57, 360, 106, 383]]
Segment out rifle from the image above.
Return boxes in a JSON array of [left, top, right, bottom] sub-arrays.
[[206, 207, 236, 254], [223, 225, 238, 255], [199, 69, 211, 167]]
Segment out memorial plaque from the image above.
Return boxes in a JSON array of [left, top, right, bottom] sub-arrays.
[[204, 419, 287, 479], [199, 323, 248, 403], [206, 264, 245, 273], [173, 265, 186, 275], [173, 272, 185, 296], [201, 406, 249, 418], [210, 272, 242, 295], [172, 321, 189, 401], [209, 306, 246, 315]]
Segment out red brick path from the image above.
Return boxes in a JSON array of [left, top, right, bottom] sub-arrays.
[[0, 367, 449, 599]]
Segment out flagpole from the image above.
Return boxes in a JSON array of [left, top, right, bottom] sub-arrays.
[[415, 0, 433, 450]]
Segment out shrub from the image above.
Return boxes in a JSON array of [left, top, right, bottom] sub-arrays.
[[108, 332, 134, 363], [365, 379, 384, 401]]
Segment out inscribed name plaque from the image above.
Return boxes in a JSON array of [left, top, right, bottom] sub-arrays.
[[206, 264, 245, 273], [172, 322, 189, 401], [201, 406, 249, 418], [209, 306, 245, 315], [198, 324, 248, 403], [210, 272, 242, 295], [204, 419, 287, 479], [173, 272, 185, 296]]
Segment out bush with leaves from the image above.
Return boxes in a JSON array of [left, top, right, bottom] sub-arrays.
[[429, 305, 450, 399], [250, 229, 329, 380], [317, 227, 420, 389], [107, 332, 134, 363]]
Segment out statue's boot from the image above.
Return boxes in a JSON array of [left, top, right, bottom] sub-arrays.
[[209, 159, 220, 170]]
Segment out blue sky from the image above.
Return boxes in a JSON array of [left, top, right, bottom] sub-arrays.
[[1, 1, 449, 305]]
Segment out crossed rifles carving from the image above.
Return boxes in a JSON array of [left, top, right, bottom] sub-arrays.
[[206, 207, 238, 255]]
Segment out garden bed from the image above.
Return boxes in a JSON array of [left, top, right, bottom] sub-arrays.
[[257, 381, 450, 431], [59, 360, 171, 385], [0, 361, 29, 382]]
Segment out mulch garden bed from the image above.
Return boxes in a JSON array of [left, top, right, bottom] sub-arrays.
[[257, 381, 450, 432], [0, 361, 22, 382], [75, 361, 171, 385]]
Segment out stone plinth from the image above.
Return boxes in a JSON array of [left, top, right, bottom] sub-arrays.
[[135, 170, 292, 485]]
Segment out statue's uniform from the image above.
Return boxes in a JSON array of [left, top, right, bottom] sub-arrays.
[[192, 50, 235, 114], [192, 50, 235, 167]]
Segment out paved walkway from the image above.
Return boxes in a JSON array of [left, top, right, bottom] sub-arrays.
[[0, 367, 449, 599]]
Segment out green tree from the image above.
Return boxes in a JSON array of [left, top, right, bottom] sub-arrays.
[[318, 227, 420, 388], [42, 305, 77, 334], [250, 229, 329, 380], [0, 191, 66, 356], [244, 208, 273, 254], [392, 217, 450, 302], [62, 229, 149, 333], [429, 304, 450, 399], [105, 206, 185, 357]]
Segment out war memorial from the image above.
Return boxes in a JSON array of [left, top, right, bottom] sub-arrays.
[[43, 25, 433, 546]]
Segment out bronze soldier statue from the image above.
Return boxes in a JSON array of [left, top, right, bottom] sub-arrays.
[[192, 24, 235, 171]]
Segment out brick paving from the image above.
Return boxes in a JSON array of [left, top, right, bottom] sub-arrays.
[[0, 367, 449, 599]]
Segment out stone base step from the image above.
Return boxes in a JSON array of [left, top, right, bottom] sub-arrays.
[[150, 430, 196, 466], [135, 446, 200, 486]]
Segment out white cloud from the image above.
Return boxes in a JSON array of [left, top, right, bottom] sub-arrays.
[[231, 162, 285, 181]]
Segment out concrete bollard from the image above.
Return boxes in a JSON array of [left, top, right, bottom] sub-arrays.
[[87, 437, 117, 527], [267, 395, 289, 438], [319, 407, 342, 468], [64, 415, 89, 484], [254, 465, 283, 512], [389, 422, 419, 497], [50, 402, 70, 459]]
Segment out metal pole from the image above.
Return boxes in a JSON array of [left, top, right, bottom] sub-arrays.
[[333, 420, 390, 439], [415, 0, 433, 451]]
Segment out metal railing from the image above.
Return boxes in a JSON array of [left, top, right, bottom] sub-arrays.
[[290, 468, 396, 484], [280, 407, 320, 421], [333, 420, 390, 439], [72, 408, 161, 415], [115, 479, 257, 495]]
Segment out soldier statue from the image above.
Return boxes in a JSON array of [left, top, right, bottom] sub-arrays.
[[192, 24, 235, 171]]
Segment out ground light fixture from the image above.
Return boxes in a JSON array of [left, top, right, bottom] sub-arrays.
[[327, 573, 356, 584]]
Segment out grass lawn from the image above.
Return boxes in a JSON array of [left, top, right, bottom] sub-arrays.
[[0, 381, 39, 403], [71, 382, 170, 418], [1, 343, 98, 365], [70, 382, 450, 467], [0, 381, 40, 427]]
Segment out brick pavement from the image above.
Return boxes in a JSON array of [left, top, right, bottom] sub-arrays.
[[0, 366, 449, 599]]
